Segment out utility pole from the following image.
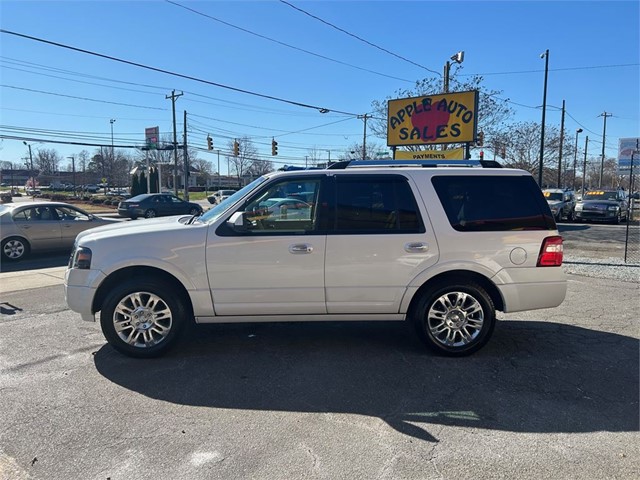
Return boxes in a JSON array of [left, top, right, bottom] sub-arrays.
[[183, 110, 189, 201], [557, 100, 565, 188], [217, 149, 220, 189], [539, 49, 550, 187], [166, 90, 183, 196], [572, 128, 583, 191], [598, 112, 612, 188], [581, 136, 589, 197], [358, 114, 369, 160]]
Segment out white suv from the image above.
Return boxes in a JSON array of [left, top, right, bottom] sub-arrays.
[[65, 161, 566, 358]]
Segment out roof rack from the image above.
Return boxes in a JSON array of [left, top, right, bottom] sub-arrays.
[[327, 159, 502, 169]]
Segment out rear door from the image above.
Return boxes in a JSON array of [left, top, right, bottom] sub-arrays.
[[324, 174, 439, 314]]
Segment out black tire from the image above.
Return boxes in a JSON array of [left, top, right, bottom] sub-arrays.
[[188, 207, 200, 216], [412, 280, 496, 357], [100, 278, 189, 358], [1, 236, 30, 262], [144, 209, 157, 218]]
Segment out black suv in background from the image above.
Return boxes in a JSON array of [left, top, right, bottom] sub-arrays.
[[574, 189, 629, 224]]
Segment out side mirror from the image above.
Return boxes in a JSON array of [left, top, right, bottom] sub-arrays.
[[226, 211, 251, 232]]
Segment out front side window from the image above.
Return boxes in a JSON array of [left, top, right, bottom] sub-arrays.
[[433, 175, 553, 231], [333, 175, 423, 233], [222, 177, 322, 234]]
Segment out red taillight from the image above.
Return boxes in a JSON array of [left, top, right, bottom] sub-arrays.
[[537, 235, 563, 266]]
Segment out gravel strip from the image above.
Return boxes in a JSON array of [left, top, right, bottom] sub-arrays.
[[563, 254, 640, 283]]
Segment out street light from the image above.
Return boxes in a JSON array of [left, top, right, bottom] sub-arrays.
[[443, 51, 464, 93], [23, 141, 34, 191], [538, 49, 550, 186], [109, 119, 116, 182], [67, 156, 76, 193], [572, 128, 583, 191]]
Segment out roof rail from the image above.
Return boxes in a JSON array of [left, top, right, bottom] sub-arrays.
[[327, 159, 502, 169]]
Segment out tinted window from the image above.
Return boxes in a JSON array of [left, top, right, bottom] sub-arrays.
[[333, 175, 423, 233], [432, 175, 553, 231], [221, 177, 322, 235]]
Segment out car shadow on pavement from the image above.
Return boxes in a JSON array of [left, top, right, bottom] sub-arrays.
[[94, 320, 639, 443]]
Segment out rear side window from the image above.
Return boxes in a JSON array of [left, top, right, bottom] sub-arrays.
[[333, 175, 423, 233], [432, 175, 553, 231]]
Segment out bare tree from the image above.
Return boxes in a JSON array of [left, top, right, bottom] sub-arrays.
[[34, 148, 62, 175], [227, 136, 258, 184], [246, 158, 274, 176], [338, 141, 387, 161]]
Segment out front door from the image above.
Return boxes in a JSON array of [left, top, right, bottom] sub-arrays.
[[207, 176, 326, 316]]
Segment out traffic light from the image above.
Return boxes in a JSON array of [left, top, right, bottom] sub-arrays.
[[271, 138, 278, 156], [206, 136, 213, 150], [477, 131, 484, 146], [479, 150, 484, 161], [501, 145, 507, 158], [233, 140, 239, 156]]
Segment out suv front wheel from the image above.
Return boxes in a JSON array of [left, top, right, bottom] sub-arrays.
[[100, 279, 188, 358], [412, 281, 496, 356]]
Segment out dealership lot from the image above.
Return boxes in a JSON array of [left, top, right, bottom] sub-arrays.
[[0, 249, 638, 479]]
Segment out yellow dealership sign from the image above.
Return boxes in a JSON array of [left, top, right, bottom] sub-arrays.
[[387, 90, 478, 147], [395, 148, 465, 160]]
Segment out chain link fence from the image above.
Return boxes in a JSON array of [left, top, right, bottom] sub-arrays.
[[624, 201, 640, 264]]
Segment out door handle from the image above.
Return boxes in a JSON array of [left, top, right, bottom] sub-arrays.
[[289, 244, 313, 254], [405, 242, 429, 253]]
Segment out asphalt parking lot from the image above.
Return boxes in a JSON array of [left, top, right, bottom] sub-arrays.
[[1, 243, 638, 479]]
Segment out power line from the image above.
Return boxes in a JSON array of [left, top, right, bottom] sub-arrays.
[[0, 28, 360, 116], [278, 0, 441, 75], [1, 84, 167, 110], [165, 0, 417, 83]]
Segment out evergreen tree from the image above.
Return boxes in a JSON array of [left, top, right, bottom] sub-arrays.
[[139, 171, 147, 194], [131, 174, 140, 196], [151, 168, 159, 193]]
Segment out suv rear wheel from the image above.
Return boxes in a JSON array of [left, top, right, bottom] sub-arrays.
[[412, 280, 496, 356], [100, 279, 188, 358]]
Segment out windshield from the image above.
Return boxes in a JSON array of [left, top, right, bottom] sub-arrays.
[[544, 192, 563, 201], [582, 191, 618, 201], [200, 176, 268, 223]]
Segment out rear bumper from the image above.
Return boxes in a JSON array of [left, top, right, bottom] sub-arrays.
[[494, 266, 567, 313]]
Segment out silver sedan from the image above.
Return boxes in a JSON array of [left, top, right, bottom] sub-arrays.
[[1, 201, 120, 261]]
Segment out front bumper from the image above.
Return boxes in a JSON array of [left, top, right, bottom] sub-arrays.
[[64, 267, 106, 322]]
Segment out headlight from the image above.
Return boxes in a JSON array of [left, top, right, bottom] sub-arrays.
[[575, 204, 583, 211], [607, 205, 618, 211], [70, 246, 92, 269]]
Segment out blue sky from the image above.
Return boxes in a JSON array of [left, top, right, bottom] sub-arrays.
[[1, 0, 638, 175]]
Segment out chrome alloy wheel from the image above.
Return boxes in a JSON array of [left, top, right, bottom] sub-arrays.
[[3, 239, 25, 260], [427, 291, 484, 347], [112, 292, 173, 348]]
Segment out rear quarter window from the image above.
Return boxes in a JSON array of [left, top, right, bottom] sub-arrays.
[[432, 175, 554, 231]]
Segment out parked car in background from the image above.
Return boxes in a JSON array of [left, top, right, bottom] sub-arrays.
[[1, 201, 120, 261], [207, 189, 237, 205], [574, 189, 629, 224], [117, 193, 203, 219], [107, 188, 129, 196], [542, 188, 576, 222], [84, 184, 99, 193], [66, 160, 566, 359], [250, 197, 312, 220]]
